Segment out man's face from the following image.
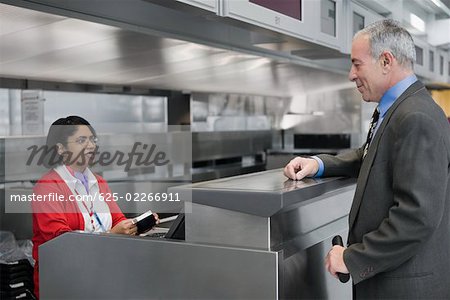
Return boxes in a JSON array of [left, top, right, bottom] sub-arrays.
[[348, 35, 387, 103]]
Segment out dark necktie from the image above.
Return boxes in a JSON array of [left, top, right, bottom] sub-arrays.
[[362, 107, 380, 159]]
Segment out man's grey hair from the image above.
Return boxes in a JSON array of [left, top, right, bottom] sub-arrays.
[[354, 19, 416, 70]]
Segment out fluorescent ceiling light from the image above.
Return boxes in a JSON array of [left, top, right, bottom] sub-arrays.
[[409, 13, 426, 33], [280, 115, 302, 130]]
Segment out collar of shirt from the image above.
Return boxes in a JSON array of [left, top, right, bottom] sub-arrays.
[[74, 171, 89, 193], [378, 74, 417, 118], [59, 165, 98, 192]]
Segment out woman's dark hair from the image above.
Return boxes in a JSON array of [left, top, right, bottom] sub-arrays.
[[44, 116, 96, 168]]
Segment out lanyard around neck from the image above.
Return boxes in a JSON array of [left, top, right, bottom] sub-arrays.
[[74, 186, 106, 232]]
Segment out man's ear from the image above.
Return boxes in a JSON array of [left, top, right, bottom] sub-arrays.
[[380, 51, 394, 73]]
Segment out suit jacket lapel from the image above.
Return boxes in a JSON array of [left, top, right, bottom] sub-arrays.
[[348, 81, 426, 231]]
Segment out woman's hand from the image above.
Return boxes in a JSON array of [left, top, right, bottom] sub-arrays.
[[109, 219, 137, 235], [153, 213, 160, 226]]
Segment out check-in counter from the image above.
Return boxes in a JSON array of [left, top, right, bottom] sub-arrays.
[[40, 169, 356, 299], [40, 232, 279, 299]]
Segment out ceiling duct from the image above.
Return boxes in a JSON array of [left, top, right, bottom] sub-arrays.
[[291, 47, 348, 60]]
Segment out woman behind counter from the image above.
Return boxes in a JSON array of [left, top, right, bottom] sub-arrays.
[[31, 116, 157, 298]]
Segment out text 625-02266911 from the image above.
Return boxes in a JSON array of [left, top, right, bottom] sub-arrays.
[[99, 192, 180, 202]]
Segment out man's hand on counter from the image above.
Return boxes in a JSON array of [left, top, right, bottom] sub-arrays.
[[283, 157, 319, 180]]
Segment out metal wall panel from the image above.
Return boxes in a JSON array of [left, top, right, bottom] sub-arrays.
[[40, 232, 279, 300]]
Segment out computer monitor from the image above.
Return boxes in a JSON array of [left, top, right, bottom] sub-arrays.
[[165, 213, 185, 240]]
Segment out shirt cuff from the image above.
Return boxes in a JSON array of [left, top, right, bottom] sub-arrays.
[[311, 156, 324, 178]]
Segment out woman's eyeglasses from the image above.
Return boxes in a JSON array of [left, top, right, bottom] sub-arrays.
[[67, 136, 98, 145]]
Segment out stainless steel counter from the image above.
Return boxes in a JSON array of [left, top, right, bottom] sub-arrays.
[[40, 232, 279, 300], [170, 169, 356, 298], [173, 169, 355, 217], [40, 169, 356, 299]]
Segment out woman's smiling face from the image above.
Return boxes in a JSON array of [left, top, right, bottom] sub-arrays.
[[59, 125, 97, 171]]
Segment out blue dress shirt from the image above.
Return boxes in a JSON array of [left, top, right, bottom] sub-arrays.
[[312, 74, 418, 178]]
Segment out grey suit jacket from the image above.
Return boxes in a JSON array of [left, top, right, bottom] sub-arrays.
[[318, 81, 450, 299]]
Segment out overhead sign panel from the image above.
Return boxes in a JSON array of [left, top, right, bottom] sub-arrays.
[[249, 0, 302, 20]]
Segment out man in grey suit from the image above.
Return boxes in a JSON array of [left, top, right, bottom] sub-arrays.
[[284, 19, 450, 299]]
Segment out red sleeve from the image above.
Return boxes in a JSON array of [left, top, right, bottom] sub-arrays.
[[32, 182, 77, 242], [32, 176, 80, 300]]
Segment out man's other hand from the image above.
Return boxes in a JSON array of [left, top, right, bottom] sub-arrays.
[[283, 157, 319, 180]]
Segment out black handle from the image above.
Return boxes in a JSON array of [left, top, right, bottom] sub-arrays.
[[332, 235, 350, 283]]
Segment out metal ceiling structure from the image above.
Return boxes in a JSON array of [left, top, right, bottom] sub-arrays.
[[1, 0, 448, 97], [0, 2, 353, 97]]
